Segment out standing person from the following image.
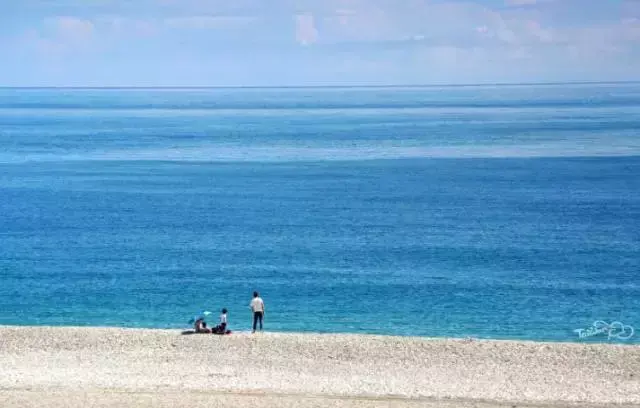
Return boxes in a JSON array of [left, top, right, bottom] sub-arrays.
[[250, 291, 265, 333]]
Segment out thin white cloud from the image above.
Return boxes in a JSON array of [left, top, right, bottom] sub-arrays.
[[165, 16, 256, 30], [98, 16, 158, 37], [295, 13, 318, 45], [51, 16, 95, 39], [505, 0, 538, 5], [21, 16, 96, 57], [5, 0, 639, 85], [504, 0, 560, 6]]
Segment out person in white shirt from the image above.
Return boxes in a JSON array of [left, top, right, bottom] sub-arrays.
[[213, 308, 228, 334], [250, 291, 265, 333]]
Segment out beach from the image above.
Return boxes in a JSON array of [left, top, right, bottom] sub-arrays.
[[1, 326, 639, 407]]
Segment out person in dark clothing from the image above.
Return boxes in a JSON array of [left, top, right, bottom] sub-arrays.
[[213, 308, 228, 334]]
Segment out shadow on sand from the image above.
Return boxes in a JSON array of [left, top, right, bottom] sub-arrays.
[[181, 330, 233, 336]]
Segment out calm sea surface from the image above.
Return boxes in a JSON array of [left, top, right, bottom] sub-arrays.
[[1, 84, 639, 343]]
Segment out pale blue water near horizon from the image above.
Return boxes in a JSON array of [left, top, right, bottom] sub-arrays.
[[1, 83, 639, 344]]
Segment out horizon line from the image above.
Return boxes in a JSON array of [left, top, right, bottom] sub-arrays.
[[1, 80, 639, 90]]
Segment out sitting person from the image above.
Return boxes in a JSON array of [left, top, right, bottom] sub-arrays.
[[194, 318, 211, 333], [212, 308, 228, 334]]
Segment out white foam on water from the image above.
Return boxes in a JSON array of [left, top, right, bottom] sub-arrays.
[[2, 129, 640, 165], [2, 142, 639, 164]]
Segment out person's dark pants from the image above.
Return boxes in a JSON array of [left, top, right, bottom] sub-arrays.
[[253, 311, 263, 331]]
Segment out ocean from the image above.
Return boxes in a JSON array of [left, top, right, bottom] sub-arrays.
[[1, 83, 639, 344]]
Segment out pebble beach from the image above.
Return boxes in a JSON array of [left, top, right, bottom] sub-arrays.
[[1, 326, 639, 407]]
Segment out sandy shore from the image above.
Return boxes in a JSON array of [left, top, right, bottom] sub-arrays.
[[1, 326, 639, 407]]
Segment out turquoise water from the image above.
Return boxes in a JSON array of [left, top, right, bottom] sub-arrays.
[[1, 84, 639, 343]]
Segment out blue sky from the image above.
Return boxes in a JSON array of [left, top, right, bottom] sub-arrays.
[[1, 0, 639, 86]]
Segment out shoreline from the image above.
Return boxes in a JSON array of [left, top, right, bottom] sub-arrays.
[[1, 325, 639, 407], [2, 323, 636, 346]]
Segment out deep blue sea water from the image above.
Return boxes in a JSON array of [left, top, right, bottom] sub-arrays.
[[1, 84, 639, 344]]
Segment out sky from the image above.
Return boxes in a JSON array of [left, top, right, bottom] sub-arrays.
[[1, 0, 639, 86]]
